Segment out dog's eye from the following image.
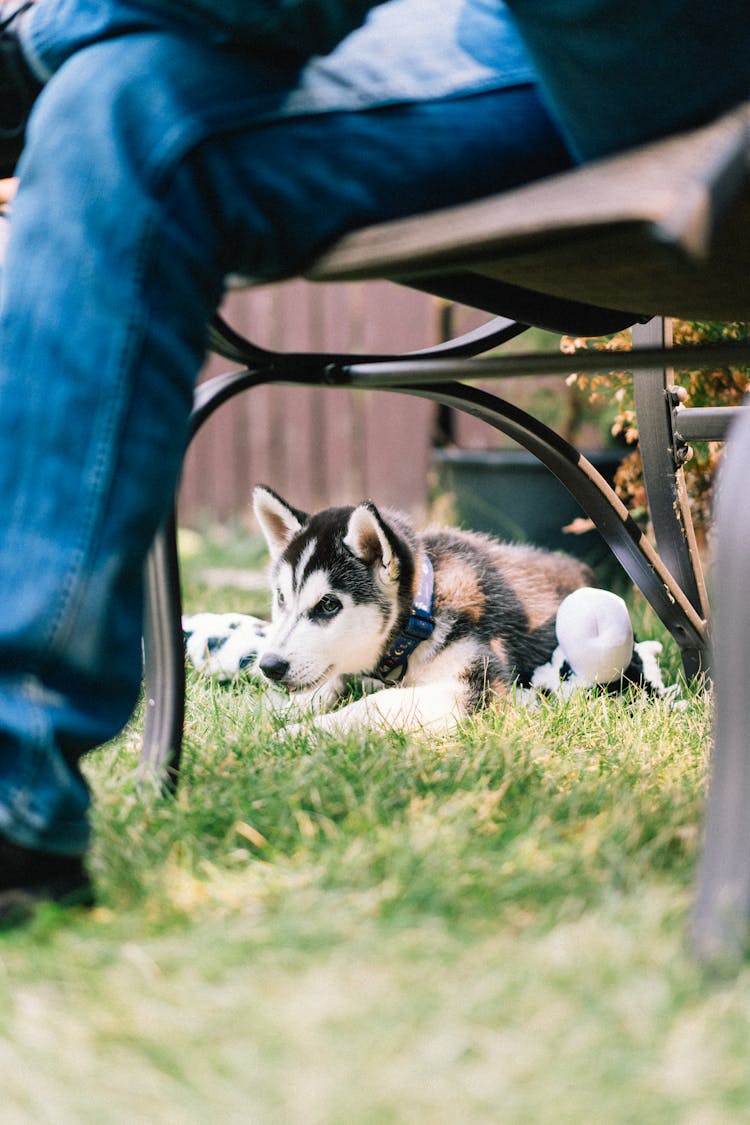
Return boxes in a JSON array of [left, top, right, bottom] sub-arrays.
[[276, 590, 285, 606], [312, 594, 342, 619]]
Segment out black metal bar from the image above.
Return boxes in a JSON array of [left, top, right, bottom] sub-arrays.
[[631, 321, 710, 651], [208, 314, 279, 365], [406, 315, 528, 357], [674, 405, 745, 443], [192, 369, 272, 435], [208, 310, 531, 369], [196, 321, 543, 441], [140, 511, 184, 789], [139, 373, 272, 786], [331, 341, 750, 385]]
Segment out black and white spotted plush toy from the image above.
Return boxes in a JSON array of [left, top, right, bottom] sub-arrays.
[[183, 613, 268, 681]]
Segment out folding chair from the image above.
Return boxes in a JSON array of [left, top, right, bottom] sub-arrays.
[[116, 99, 750, 961]]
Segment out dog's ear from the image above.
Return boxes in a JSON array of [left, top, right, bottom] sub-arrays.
[[253, 485, 308, 560], [344, 502, 400, 584]]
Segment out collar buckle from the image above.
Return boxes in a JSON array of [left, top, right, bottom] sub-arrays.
[[401, 606, 434, 642]]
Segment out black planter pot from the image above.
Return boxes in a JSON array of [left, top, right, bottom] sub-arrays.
[[434, 447, 625, 566]]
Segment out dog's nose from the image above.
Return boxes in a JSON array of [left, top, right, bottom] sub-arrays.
[[258, 652, 290, 682]]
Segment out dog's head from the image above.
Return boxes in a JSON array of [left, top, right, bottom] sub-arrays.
[[253, 486, 414, 691]]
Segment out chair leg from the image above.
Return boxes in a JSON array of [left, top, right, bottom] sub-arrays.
[[631, 319, 710, 678], [691, 406, 750, 965], [140, 510, 184, 790]]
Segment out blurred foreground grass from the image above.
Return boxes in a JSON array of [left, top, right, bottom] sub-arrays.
[[1, 529, 748, 1124]]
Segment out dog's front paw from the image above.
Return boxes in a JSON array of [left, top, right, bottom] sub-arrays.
[[276, 718, 313, 741], [276, 705, 347, 741], [289, 676, 346, 715]]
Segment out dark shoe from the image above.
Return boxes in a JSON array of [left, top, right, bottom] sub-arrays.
[[0, 833, 93, 928], [0, 1, 42, 178]]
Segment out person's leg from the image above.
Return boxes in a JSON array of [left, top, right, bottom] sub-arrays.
[[18, 0, 380, 78], [0, 25, 570, 910], [18, 0, 254, 79], [0, 34, 297, 886], [1, 0, 315, 177], [209, 85, 572, 282]]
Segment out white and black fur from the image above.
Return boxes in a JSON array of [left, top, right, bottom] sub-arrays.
[[253, 485, 596, 736]]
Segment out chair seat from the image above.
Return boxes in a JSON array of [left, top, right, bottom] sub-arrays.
[[307, 101, 750, 322]]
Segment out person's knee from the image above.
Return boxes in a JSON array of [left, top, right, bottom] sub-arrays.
[[22, 34, 197, 185]]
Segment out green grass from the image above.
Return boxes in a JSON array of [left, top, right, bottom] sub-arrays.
[[2, 537, 749, 1123]]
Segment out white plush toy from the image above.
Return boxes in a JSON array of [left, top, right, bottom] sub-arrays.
[[556, 587, 634, 683], [529, 586, 675, 700]]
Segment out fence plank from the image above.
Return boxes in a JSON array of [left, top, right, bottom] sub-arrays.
[[180, 280, 449, 527]]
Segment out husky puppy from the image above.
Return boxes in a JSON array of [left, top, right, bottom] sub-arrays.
[[253, 485, 595, 736]]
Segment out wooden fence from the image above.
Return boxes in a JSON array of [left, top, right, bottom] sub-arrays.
[[180, 279, 478, 527]]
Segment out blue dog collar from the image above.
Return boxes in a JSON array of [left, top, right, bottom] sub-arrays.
[[376, 555, 435, 683]]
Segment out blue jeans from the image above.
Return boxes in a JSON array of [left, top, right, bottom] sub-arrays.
[[0, 0, 571, 854]]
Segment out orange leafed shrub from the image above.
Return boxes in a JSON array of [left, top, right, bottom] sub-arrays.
[[562, 321, 750, 537]]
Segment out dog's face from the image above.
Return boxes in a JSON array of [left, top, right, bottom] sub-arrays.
[[253, 486, 405, 692]]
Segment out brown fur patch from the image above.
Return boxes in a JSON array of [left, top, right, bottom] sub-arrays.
[[490, 636, 509, 665], [433, 557, 486, 622], [489, 678, 509, 700], [489, 543, 590, 631]]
